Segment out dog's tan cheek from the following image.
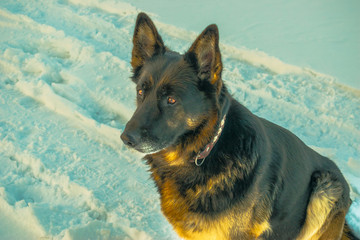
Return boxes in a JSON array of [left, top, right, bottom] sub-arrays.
[[186, 113, 207, 129], [186, 117, 199, 128]]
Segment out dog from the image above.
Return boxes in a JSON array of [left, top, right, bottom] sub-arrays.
[[121, 12, 357, 240]]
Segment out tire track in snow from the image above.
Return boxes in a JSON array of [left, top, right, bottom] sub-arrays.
[[1, 7, 133, 148], [0, 138, 153, 239], [0, 139, 107, 234], [0, 85, 162, 239], [15, 80, 123, 152], [1, 8, 161, 237]]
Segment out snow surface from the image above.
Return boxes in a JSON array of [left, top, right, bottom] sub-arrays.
[[0, 0, 359, 239]]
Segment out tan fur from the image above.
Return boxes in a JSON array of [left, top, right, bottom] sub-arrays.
[[340, 221, 354, 240], [164, 148, 184, 166], [297, 172, 344, 240], [186, 117, 202, 129], [320, 211, 346, 240], [160, 177, 233, 240], [159, 177, 270, 240], [250, 221, 271, 238]]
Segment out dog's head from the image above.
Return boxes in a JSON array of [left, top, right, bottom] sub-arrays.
[[121, 13, 223, 154]]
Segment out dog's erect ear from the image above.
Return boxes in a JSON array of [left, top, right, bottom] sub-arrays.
[[131, 12, 165, 72], [185, 24, 222, 87]]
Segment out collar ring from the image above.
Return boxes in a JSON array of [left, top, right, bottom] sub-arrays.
[[194, 152, 206, 166]]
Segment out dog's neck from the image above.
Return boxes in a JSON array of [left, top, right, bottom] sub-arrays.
[[193, 113, 227, 166], [192, 92, 231, 166]]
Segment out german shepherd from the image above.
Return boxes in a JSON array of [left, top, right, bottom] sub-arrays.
[[121, 12, 357, 240]]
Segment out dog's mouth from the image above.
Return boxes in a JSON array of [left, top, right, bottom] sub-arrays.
[[133, 142, 164, 154], [120, 132, 168, 154]]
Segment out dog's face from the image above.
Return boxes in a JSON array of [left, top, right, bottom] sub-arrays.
[[121, 13, 223, 154], [124, 54, 209, 153]]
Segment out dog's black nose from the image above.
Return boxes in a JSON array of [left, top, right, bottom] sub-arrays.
[[121, 130, 139, 148]]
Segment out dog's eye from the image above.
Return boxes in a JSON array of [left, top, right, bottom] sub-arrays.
[[138, 89, 143, 96], [167, 97, 176, 105]]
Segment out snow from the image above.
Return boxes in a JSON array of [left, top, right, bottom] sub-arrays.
[[0, 0, 359, 239], [124, 0, 360, 89]]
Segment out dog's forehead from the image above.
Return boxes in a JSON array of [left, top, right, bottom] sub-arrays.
[[139, 54, 196, 89]]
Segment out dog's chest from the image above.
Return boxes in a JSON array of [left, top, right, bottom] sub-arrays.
[[158, 178, 230, 239], [156, 177, 270, 240]]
